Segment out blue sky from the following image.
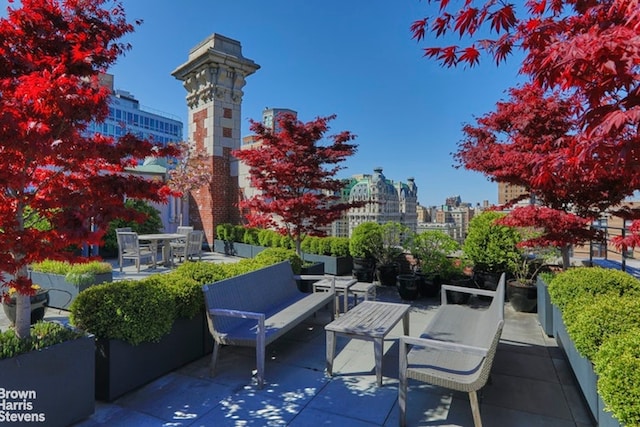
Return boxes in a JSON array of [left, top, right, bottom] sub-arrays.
[[3, 0, 525, 206]]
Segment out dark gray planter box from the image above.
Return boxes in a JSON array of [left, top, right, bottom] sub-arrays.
[[553, 305, 621, 427], [213, 239, 227, 254], [302, 253, 353, 276], [231, 242, 253, 258], [251, 244, 267, 257], [0, 334, 95, 427], [30, 271, 112, 310], [296, 262, 325, 293], [95, 316, 205, 401], [536, 276, 554, 336]]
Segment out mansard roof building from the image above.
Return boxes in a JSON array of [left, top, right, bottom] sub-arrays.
[[345, 167, 418, 236]]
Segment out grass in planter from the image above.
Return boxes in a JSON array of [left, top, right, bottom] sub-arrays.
[[31, 259, 112, 286], [0, 322, 85, 359]]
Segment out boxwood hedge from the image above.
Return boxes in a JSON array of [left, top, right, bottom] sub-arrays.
[[70, 248, 303, 345], [594, 328, 640, 427]]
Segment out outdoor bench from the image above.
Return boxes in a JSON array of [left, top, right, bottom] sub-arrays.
[[202, 261, 335, 388], [399, 273, 505, 427]]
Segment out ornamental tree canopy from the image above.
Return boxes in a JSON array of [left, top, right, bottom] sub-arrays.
[[233, 113, 364, 254], [0, 0, 178, 338]]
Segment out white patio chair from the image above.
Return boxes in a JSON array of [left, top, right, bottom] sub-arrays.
[[170, 226, 194, 263], [185, 230, 204, 261], [116, 231, 156, 272]]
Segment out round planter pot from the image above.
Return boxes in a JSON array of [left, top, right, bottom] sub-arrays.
[[376, 263, 399, 286], [352, 257, 375, 283], [397, 274, 419, 300], [446, 276, 474, 304], [507, 280, 537, 312], [417, 273, 441, 298], [2, 289, 49, 325]]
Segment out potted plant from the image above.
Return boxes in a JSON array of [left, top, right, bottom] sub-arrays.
[[349, 222, 382, 282], [442, 257, 477, 304], [2, 284, 49, 325], [30, 259, 113, 310], [463, 211, 521, 291], [407, 230, 461, 298], [370, 221, 409, 286], [506, 242, 561, 313]]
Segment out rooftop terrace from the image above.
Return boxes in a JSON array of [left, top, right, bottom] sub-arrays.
[[1, 253, 596, 426]]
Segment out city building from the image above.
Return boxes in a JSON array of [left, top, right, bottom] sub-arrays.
[[89, 73, 183, 146], [498, 182, 529, 205], [346, 168, 418, 236]]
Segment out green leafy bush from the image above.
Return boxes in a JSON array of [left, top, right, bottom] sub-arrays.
[[216, 223, 235, 241], [143, 273, 202, 320], [564, 293, 640, 360], [349, 222, 382, 259], [243, 227, 260, 245], [31, 260, 112, 286], [0, 322, 84, 360], [101, 199, 163, 257], [463, 211, 521, 273], [594, 328, 640, 426], [253, 248, 303, 273], [330, 237, 350, 257], [318, 237, 332, 255], [548, 266, 640, 311], [70, 280, 175, 345]]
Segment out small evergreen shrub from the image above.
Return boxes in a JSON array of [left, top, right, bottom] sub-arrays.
[[318, 237, 332, 255], [243, 227, 260, 245], [143, 273, 202, 320], [0, 322, 84, 360], [216, 223, 235, 241], [594, 328, 640, 426], [253, 247, 303, 273], [548, 266, 640, 311], [330, 237, 350, 257], [564, 293, 640, 360], [233, 225, 246, 243], [70, 280, 175, 345]]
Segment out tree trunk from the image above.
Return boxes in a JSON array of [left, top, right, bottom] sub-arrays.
[[561, 245, 571, 270], [15, 292, 31, 339]]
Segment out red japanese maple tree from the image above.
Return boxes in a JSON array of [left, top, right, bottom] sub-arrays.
[[455, 83, 639, 266], [412, 0, 640, 257], [0, 0, 177, 338], [233, 113, 363, 255]]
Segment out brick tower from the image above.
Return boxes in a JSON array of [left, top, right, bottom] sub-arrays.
[[172, 34, 259, 249]]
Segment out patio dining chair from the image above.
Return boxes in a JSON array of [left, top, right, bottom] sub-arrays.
[[170, 226, 194, 263], [185, 230, 204, 261], [116, 231, 156, 272]]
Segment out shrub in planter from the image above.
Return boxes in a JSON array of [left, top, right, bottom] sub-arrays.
[[0, 321, 85, 359], [31, 259, 112, 284], [594, 328, 640, 426], [253, 247, 303, 273], [563, 293, 640, 361], [330, 237, 350, 257], [69, 280, 175, 345], [243, 227, 260, 245], [463, 211, 521, 285], [548, 266, 640, 311]]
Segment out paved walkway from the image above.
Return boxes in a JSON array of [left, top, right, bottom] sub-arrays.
[[2, 254, 595, 426]]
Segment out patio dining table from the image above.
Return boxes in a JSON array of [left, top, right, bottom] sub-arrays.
[[137, 233, 184, 267]]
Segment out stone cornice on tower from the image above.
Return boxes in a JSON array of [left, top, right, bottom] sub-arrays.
[[172, 33, 260, 108]]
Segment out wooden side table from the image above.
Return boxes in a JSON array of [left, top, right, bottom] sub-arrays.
[[325, 301, 410, 386]]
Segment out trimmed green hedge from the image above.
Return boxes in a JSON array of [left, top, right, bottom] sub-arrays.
[[69, 280, 175, 345], [69, 248, 303, 345], [548, 266, 640, 310], [549, 266, 640, 426], [594, 328, 640, 426]]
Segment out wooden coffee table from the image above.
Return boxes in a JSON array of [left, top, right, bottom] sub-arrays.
[[325, 301, 410, 386]]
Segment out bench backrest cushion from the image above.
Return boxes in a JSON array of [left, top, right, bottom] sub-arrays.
[[202, 261, 302, 335]]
